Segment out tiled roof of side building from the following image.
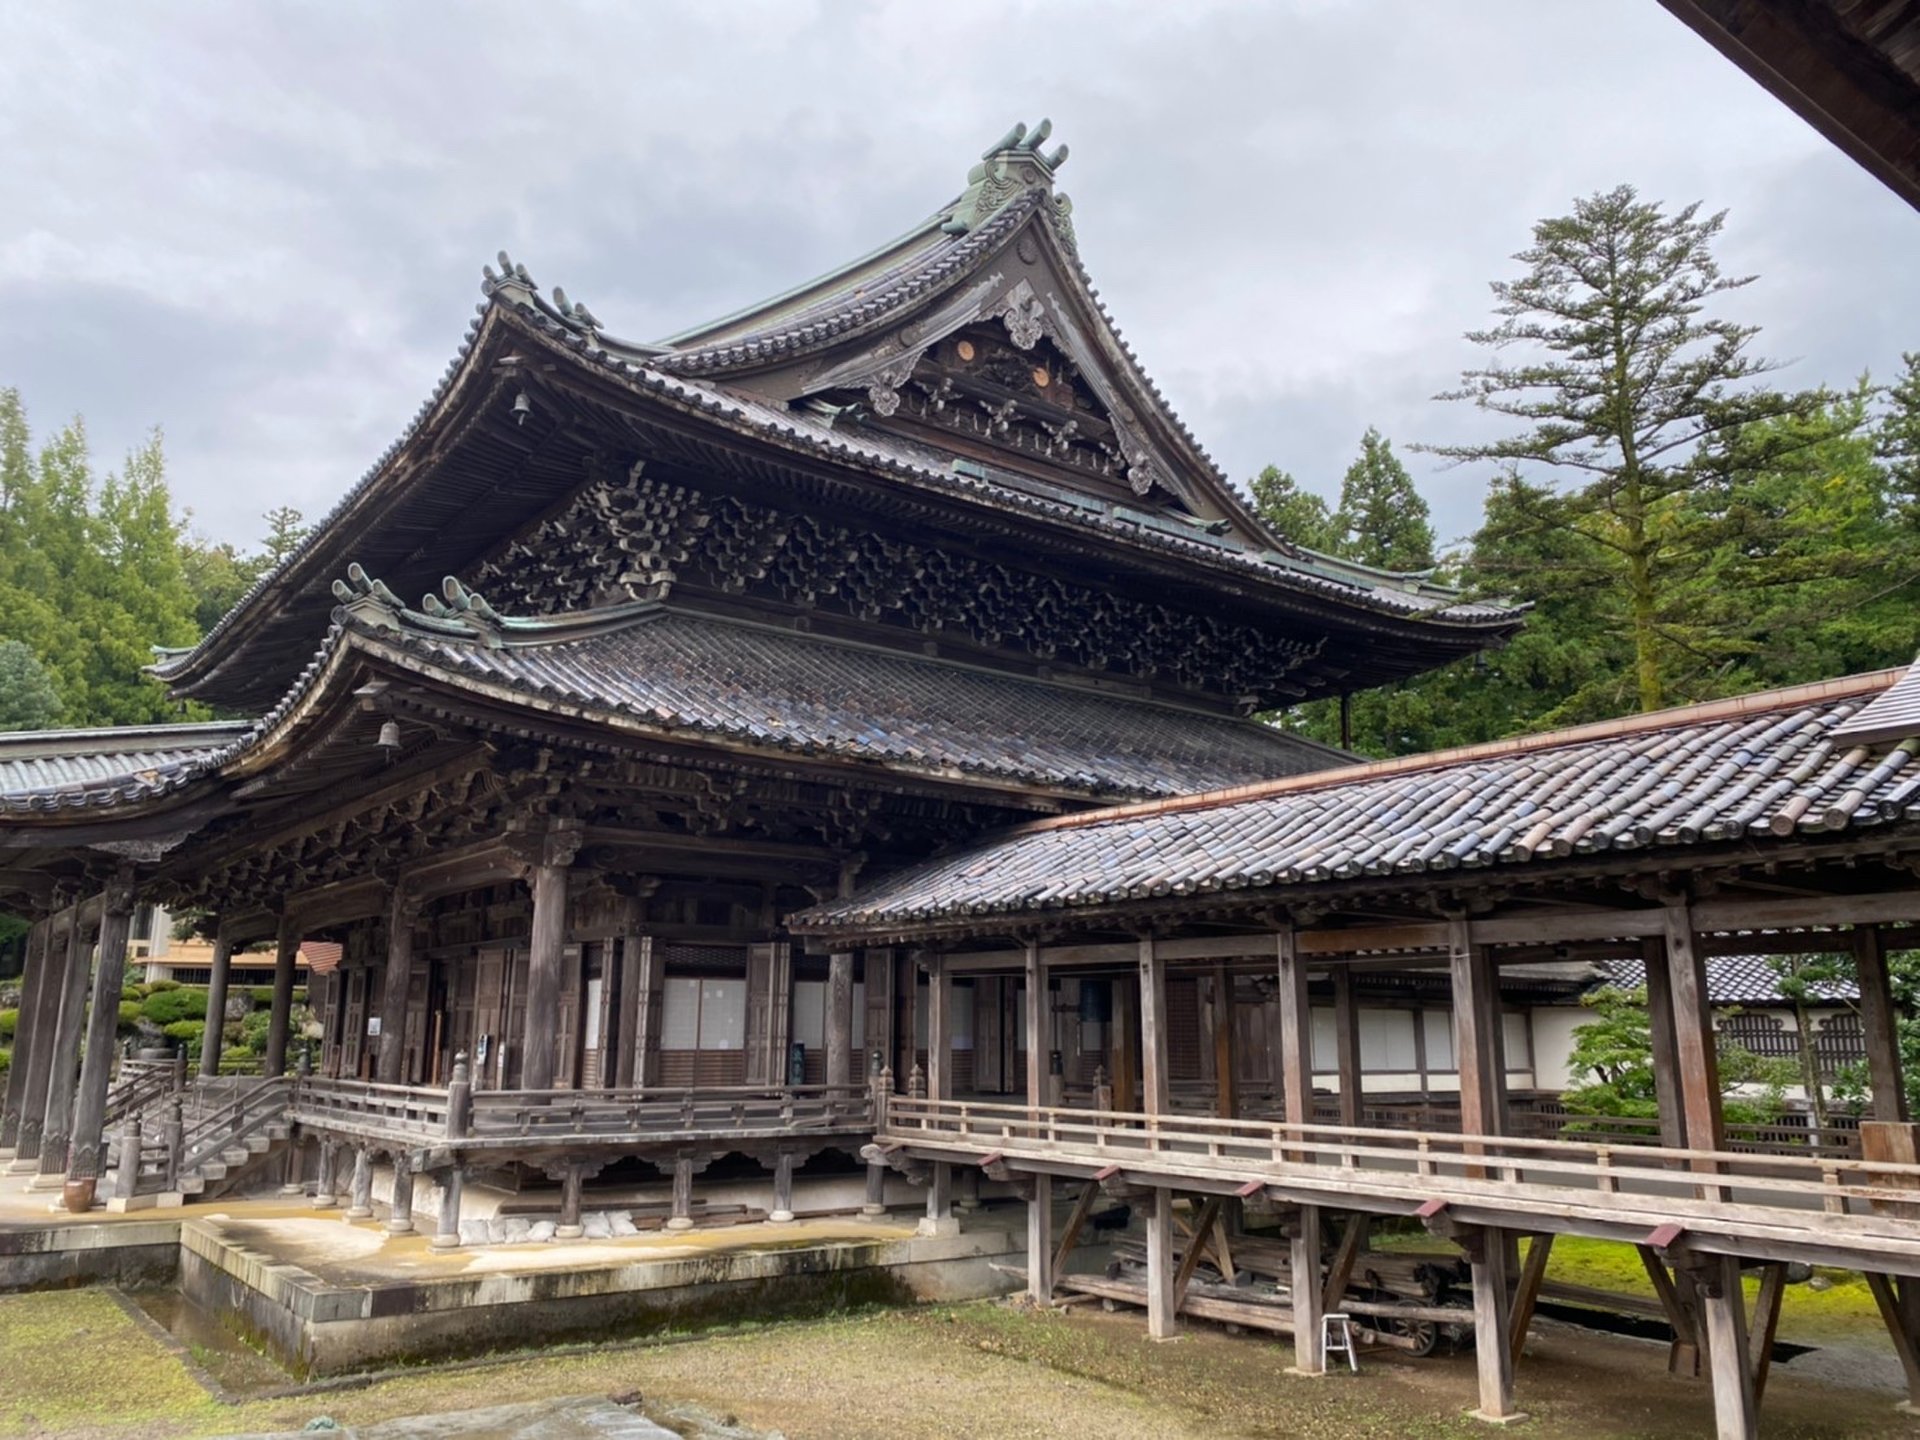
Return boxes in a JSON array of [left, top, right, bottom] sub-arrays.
[[793, 663, 1920, 936], [1596, 953, 1860, 1006], [0, 721, 250, 810]]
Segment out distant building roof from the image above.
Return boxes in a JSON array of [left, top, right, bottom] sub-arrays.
[[1596, 953, 1859, 1006]]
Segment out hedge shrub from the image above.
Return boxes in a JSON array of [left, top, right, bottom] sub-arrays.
[[0, 1008, 16, 1039], [140, 988, 207, 1026]]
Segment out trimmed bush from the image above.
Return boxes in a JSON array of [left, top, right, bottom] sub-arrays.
[[117, 1001, 142, 1030], [0, 1007, 16, 1039], [140, 988, 207, 1026], [249, 986, 276, 1007], [239, 1009, 272, 1050], [146, 978, 180, 993], [218, 1044, 258, 1075]]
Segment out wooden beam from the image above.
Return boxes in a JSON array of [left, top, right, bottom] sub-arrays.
[[1210, 964, 1237, 1121], [1866, 1272, 1920, 1410], [1025, 941, 1048, 1115], [1509, 1233, 1555, 1367], [1665, 902, 1726, 1158], [1173, 1195, 1224, 1306], [1467, 1227, 1520, 1422], [1027, 1173, 1053, 1305], [1053, 1181, 1100, 1279], [1323, 1212, 1370, 1312], [1641, 936, 1689, 1151], [1749, 1262, 1786, 1406], [928, 955, 952, 1103]]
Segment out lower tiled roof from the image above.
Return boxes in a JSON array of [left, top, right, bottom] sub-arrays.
[[379, 608, 1337, 800], [0, 722, 249, 813], [1597, 954, 1859, 1006], [795, 665, 1920, 935]]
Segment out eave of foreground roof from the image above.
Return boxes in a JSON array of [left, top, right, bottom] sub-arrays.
[[790, 662, 1920, 938]]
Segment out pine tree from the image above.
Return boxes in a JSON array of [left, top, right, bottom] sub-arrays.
[[1249, 465, 1339, 552], [1335, 428, 1435, 571], [260, 505, 309, 565], [1881, 351, 1920, 529], [1428, 186, 1803, 712]]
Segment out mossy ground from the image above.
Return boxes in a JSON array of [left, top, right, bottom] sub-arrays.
[[0, 1284, 1911, 1439]]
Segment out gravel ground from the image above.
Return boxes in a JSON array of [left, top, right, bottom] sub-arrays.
[[4, 1288, 1917, 1440]]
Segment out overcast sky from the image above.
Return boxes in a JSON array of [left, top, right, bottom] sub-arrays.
[[2, 1, 1914, 555]]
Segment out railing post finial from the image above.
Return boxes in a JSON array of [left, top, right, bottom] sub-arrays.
[[907, 1062, 926, 1101]]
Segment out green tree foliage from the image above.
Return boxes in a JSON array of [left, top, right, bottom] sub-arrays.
[[1428, 186, 1807, 714], [1250, 465, 1340, 552], [0, 640, 62, 731], [1560, 985, 1792, 1128], [0, 390, 200, 725], [1335, 428, 1435, 571], [1880, 351, 1920, 526]]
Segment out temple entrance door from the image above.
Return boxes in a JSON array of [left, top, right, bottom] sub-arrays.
[[473, 945, 509, 1090]]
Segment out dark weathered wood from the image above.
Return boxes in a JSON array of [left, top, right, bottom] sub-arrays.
[[1854, 928, 1910, 1123], [1053, 1181, 1101, 1278], [199, 928, 235, 1078], [1111, 970, 1137, 1115], [1139, 938, 1169, 1119], [520, 830, 578, 1092], [65, 874, 136, 1188], [1209, 964, 1236, 1120], [1276, 929, 1311, 1134], [1749, 1261, 1786, 1405], [375, 888, 419, 1086], [928, 956, 952, 1103], [1027, 1173, 1053, 1303], [827, 951, 855, 1087], [1332, 963, 1361, 1129], [1866, 1271, 1920, 1407], [1025, 941, 1048, 1114], [1323, 1212, 1371, 1311], [1664, 903, 1726, 1164], [1640, 936, 1688, 1151], [263, 912, 299, 1076], [1508, 1232, 1555, 1366], [1173, 1195, 1224, 1305]]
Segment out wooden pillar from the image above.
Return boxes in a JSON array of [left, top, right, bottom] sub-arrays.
[[375, 887, 420, 1086], [520, 825, 580, 1092], [827, 951, 855, 1087], [667, 1152, 695, 1230], [770, 1149, 796, 1224], [1509, 1233, 1555, 1365], [66, 872, 137, 1197], [1024, 942, 1048, 1118], [1, 921, 49, 1153], [1145, 1188, 1177, 1339], [1699, 1255, 1758, 1440], [432, 1167, 464, 1250], [1665, 902, 1726, 1165], [1210, 964, 1237, 1120], [1467, 1227, 1521, 1422], [199, 926, 235, 1078], [36, 907, 97, 1179], [1448, 918, 1504, 1142], [927, 955, 951, 1103], [263, 912, 300, 1077], [386, 1149, 414, 1233], [1276, 927, 1312, 1134], [1138, 937, 1169, 1120], [613, 918, 642, 1090], [1289, 1204, 1325, 1374], [1641, 936, 1689, 1150], [556, 1161, 585, 1238], [629, 932, 663, 1090], [346, 1144, 374, 1219], [1854, 928, 1910, 1122], [312, 1137, 340, 1208], [11, 912, 70, 1169], [1332, 963, 1361, 1128], [1027, 1173, 1053, 1303], [1111, 973, 1138, 1114]]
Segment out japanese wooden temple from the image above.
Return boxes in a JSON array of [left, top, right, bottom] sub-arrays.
[[3, 123, 1920, 1437]]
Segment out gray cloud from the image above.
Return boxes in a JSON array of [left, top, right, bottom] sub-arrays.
[[1, 0, 1912, 552]]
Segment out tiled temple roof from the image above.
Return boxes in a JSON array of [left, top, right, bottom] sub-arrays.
[[2, 577, 1343, 819], [0, 722, 249, 814], [350, 595, 1338, 801], [793, 665, 1920, 937], [1596, 954, 1860, 1006]]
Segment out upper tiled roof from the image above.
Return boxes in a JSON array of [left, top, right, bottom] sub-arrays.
[[794, 663, 1920, 936]]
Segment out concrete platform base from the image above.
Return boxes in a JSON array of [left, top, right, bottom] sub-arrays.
[[0, 1212, 183, 1291], [180, 1210, 1022, 1377]]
